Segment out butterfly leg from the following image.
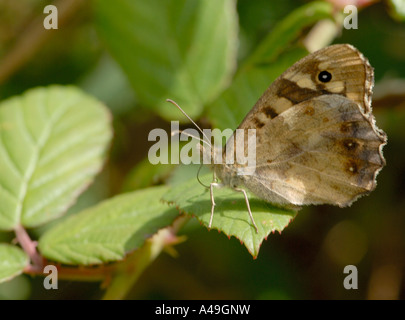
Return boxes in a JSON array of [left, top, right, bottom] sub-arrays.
[[209, 182, 223, 229], [233, 187, 259, 233]]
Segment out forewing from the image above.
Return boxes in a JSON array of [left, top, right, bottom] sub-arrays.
[[237, 44, 374, 132]]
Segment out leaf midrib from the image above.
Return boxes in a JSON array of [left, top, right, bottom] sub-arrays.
[[15, 96, 75, 227]]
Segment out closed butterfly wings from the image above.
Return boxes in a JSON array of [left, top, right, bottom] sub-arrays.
[[215, 44, 387, 208]]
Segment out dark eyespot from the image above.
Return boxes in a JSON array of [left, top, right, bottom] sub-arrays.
[[318, 70, 332, 83], [342, 138, 358, 151]]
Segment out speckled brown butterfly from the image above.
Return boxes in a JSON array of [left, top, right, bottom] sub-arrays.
[[169, 44, 387, 233]]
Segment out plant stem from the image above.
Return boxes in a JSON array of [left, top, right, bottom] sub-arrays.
[[102, 215, 190, 300], [17, 215, 189, 289], [14, 224, 43, 271], [24, 262, 115, 282]]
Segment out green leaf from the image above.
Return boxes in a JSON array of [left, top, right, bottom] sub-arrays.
[[163, 174, 297, 258], [79, 55, 136, 116], [121, 158, 175, 192], [0, 244, 29, 283], [94, 0, 238, 120], [388, 0, 405, 21], [38, 186, 180, 265], [243, 1, 333, 66], [0, 86, 112, 230], [207, 1, 334, 130], [121, 142, 179, 192]]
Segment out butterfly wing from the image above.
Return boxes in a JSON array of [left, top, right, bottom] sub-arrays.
[[238, 94, 386, 206], [217, 44, 386, 207], [237, 44, 374, 133]]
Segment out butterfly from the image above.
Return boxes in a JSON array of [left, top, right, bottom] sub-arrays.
[[169, 44, 387, 233]]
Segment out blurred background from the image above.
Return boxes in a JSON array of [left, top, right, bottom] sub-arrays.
[[0, 0, 404, 299]]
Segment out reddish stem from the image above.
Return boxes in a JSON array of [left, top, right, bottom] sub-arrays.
[[14, 224, 43, 270], [24, 262, 114, 283]]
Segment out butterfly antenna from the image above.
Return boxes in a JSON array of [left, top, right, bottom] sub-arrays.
[[167, 99, 211, 190], [166, 99, 212, 147], [171, 130, 211, 147]]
